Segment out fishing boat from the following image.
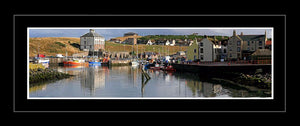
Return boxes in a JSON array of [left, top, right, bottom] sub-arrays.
[[63, 58, 85, 66], [89, 59, 101, 66], [101, 57, 110, 66], [150, 63, 160, 70], [89, 61, 101, 65], [131, 59, 139, 66], [165, 65, 176, 71], [37, 58, 50, 64]]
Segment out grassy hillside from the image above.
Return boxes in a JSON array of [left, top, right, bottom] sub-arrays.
[[29, 37, 83, 57], [139, 35, 229, 41], [109, 35, 142, 42], [29, 37, 188, 57], [105, 42, 188, 56]]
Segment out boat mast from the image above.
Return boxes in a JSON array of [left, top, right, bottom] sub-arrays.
[[37, 42, 40, 58]]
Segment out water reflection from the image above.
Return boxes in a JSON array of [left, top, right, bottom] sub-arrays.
[[80, 66, 106, 96], [29, 65, 270, 98]]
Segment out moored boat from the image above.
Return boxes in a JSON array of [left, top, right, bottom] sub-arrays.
[[165, 65, 176, 71], [37, 58, 50, 64], [89, 61, 101, 65], [88, 59, 101, 66], [150, 63, 160, 70], [63, 58, 86, 66], [101, 58, 110, 65], [131, 59, 139, 66]]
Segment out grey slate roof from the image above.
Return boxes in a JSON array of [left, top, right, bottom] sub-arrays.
[[81, 31, 104, 38], [238, 35, 265, 41]]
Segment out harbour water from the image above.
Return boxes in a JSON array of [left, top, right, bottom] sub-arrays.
[[29, 65, 271, 98]]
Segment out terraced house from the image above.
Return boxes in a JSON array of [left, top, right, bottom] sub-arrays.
[[227, 30, 267, 60]]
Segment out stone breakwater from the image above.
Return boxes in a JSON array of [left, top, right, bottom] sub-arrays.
[[29, 68, 72, 84]]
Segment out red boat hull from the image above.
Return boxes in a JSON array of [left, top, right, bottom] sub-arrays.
[[63, 61, 84, 66], [165, 66, 176, 71]]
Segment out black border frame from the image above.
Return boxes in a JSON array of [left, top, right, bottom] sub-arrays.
[[13, 14, 286, 113]]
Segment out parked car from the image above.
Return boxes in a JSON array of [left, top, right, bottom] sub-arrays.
[[56, 54, 64, 58]]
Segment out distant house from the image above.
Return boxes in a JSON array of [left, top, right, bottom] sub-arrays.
[[146, 39, 153, 45], [170, 40, 176, 46], [80, 29, 105, 51], [189, 40, 194, 46], [227, 30, 267, 60], [124, 32, 138, 37], [165, 40, 170, 46], [177, 51, 186, 56], [110, 38, 121, 43], [123, 32, 139, 45]]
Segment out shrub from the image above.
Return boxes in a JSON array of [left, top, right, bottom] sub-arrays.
[[55, 42, 66, 47]]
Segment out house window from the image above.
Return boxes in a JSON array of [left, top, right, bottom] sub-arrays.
[[259, 41, 262, 46], [237, 47, 240, 52], [259, 47, 262, 49], [229, 47, 232, 51], [200, 55, 203, 60], [229, 53, 232, 57], [247, 47, 250, 51], [237, 41, 241, 46], [200, 42, 203, 47], [194, 55, 196, 60], [200, 48, 203, 53], [84, 41, 86, 45], [223, 49, 226, 53], [194, 49, 197, 53], [248, 41, 250, 46]]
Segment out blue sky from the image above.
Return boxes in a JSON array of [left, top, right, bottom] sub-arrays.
[[29, 28, 273, 40]]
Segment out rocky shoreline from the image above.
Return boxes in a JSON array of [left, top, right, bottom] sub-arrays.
[[29, 67, 72, 84], [234, 73, 271, 89]]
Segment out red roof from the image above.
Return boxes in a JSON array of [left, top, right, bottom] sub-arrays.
[[266, 40, 272, 46]]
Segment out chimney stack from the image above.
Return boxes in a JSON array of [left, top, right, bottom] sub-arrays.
[[233, 30, 237, 36], [240, 32, 243, 36], [90, 29, 95, 33]]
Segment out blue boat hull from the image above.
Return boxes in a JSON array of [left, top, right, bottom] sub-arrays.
[[89, 62, 101, 65]]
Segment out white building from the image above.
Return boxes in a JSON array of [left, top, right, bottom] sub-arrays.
[[146, 39, 153, 45], [165, 40, 170, 46], [80, 29, 105, 51], [170, 40, 176, 46], [199, 38, 214, 62]]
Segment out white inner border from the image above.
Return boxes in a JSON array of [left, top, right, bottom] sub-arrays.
[[27, 27, 274, 100]]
